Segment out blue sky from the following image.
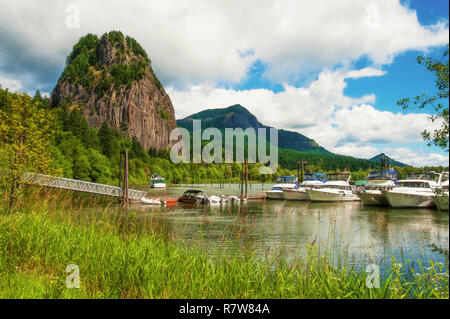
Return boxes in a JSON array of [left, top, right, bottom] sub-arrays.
[[0, 0, 448, 166]]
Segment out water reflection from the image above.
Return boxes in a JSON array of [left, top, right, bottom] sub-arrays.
[[127, 185, 448, 274]]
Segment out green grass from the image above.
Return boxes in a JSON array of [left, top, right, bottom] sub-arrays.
[[0, 193, 448, 299]]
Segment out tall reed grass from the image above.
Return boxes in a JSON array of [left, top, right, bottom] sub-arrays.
[[0, 189, 448, 299]]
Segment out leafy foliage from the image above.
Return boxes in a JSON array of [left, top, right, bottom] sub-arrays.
[[0, 90, 58, 210], [398, 44, 449, 151]]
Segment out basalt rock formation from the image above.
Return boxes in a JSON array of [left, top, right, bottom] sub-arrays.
[[51, 31, 176, 151]]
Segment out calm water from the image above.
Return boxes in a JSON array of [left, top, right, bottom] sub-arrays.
[[128, 184, 449, 274]]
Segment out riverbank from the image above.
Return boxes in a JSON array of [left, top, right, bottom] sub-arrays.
[[0, 194, 448, 299]]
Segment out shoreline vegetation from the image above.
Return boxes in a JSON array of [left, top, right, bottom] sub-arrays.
[[0, 191, 448, 299]]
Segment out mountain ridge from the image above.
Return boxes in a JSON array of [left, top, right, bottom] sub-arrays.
[[177, 104, 330, 154], [368, 153, 408, 168]]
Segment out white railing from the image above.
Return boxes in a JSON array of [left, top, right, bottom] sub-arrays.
[[23, 173, 146, 200]]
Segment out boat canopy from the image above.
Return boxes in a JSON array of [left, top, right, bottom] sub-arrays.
[[367, 170, 398, 181], [406, 172, 440, 182], [182, 189, 203, 196], [304, 173, 327, 182], [276, 176, 297, 183], [151, 174, 165, 181]]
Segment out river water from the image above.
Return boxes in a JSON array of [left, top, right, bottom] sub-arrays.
[[129, 184, 449, 274]]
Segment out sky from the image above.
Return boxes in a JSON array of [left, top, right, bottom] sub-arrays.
[[0, 0, 448, 167]]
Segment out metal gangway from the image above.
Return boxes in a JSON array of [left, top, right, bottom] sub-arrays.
[[24, 173, 147, 200]]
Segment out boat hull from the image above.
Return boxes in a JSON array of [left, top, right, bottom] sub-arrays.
[[266, 190, 285, 200], [283, 189, 309, 200], [357, 191, 388, 206], [307, 189, 359, 202], [178, 197, 200, 204], [151, 183, 166, 188], [383, 191, 436, 208], [434, 193, 449, 211]]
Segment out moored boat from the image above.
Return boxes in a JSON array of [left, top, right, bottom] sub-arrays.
[[283, 173, 327, 200], [306, 172, 360, 202], [266, 176, 298, 200], [178, 189, 204, 204], [150, 174, 166, 188], [383, 172, 441, 208], [357, 170, 398, 206]]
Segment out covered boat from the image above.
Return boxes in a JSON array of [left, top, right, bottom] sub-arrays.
[[357, 170, 398, 206], [178, 189, 204, 204], [383, 172, 441, 208], [266, 176, 298, 200], [150, 174, 166, 188], [306, 172, 360, 202], [283, 173, 327, 200]]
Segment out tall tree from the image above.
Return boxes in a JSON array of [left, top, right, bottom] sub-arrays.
[[0, 91, 57, 210], [398, 44, 449, 151]]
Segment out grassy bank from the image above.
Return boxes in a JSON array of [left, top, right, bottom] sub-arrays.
[[0, 194, 448, 299]]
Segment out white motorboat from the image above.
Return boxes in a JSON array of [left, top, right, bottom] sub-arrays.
[[357, 170, 398, 206], [306, 172, 360, 202], [266, 176, 298, 200], [283, 173, 327, 200], [383, 172, 441, 208], [150, 174, 166, 188], [434, 176, 449, 211]]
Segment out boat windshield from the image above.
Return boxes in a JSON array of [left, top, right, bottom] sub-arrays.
[[325, 185, 352, 191], [304, 173, 327, 182], [367, 170, 398, 181], [406, 173, 440, 182], [276, 176, 297, 183], [183, 190, 203, 196], [327, 173, 350, 182], [398, 181, 431, 188]]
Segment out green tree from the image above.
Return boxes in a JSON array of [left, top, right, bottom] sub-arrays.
[[0, 91, 57, 210], [398, 44, 449, 151]]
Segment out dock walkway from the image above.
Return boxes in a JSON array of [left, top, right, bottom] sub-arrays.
[[24, 173, 147, 200]]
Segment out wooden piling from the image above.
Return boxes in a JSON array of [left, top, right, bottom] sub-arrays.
[[118, 152, 122, 204], [240, 162, 244, 199], [245, 159, 248, 199]]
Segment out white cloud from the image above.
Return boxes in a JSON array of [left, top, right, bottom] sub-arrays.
[[387, 148, 449, 167], [168, 67, 448, 167], [0, 0, 448, 91], [168, 68, 379, 127], [0, 74, 23, 92]]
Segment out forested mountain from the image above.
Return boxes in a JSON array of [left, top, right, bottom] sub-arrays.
[[51, 31, 176, 151], [177, 104, 329, 153], [369, 153, 408, 168], [177, 104, 378, 171]]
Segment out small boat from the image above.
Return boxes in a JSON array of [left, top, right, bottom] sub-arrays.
[[283, 173, 327, 200], [178, 189, 204, 204], [357, 170, 398, 206], [383, 172, 441, 208], [163, 199, 178, 206], [306, 172, 360, 202], [204, 195, 222, 204], [150, 174, 166, 188], [141, 197, 163, 205], [266, 176, 298, 200]]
